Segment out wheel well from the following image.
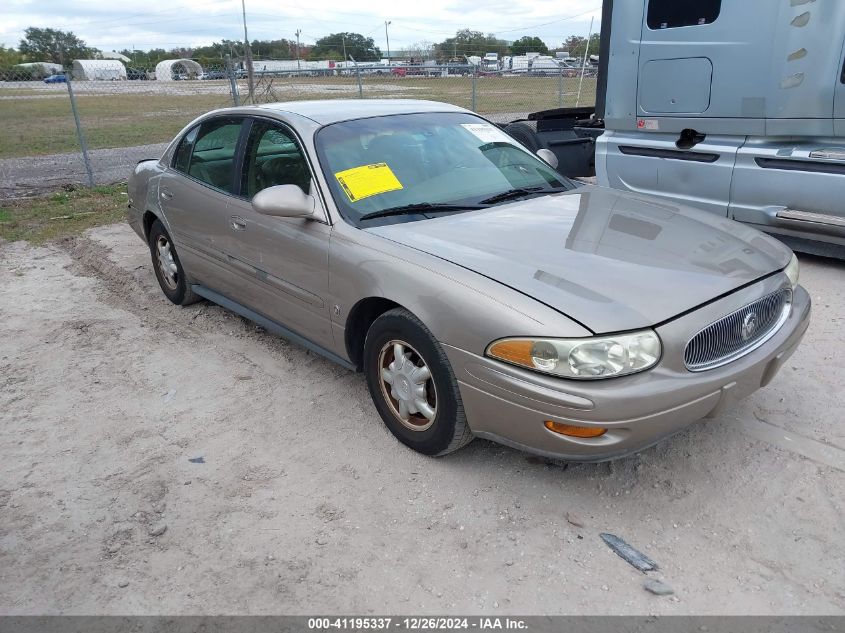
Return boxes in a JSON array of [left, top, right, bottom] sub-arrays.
[[142, 211, 159, 241], [345, 297, 401, 371]]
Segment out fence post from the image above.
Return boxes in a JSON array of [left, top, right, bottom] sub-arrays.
[[66, 76, 94, 188], [558, 65, 564, 108], [471, 66, 477, 111], [350, 56, 363, 99], [225, 54, 240, 106]]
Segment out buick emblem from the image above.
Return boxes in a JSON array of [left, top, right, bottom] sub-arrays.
[[741, 312, 759, 341]]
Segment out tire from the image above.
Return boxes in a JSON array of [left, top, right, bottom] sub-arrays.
[[147, 219, 201, 306], [504, 122, 543, 152], [363, 308, 473, 456]]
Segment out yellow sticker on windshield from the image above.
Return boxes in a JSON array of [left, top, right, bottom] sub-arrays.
[[334, 163, 403, 202]]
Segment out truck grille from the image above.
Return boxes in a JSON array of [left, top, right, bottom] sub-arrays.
[[684, 288, 792, 371]]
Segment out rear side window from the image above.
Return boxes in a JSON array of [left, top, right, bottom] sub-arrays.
[[184, 118, 243, 193], [647, 0, 721, 29]]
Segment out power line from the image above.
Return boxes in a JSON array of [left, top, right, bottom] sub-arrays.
[[492, 7, 602, 34]]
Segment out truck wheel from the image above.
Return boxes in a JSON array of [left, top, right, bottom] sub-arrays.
[[504, 122, 542, 152]]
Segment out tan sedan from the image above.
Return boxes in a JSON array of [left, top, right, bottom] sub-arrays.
[[127, 100, 810, 461]]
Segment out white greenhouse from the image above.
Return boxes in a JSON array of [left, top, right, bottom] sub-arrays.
[[13, 62, 64, 78], [155, 59, 203, 81], [72, 59, 127, 80]]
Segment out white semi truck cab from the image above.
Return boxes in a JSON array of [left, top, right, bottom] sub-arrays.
[[507, 0, 845, 256]]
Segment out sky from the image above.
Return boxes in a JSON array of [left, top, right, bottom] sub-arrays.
[[2, 0, 602, 54]]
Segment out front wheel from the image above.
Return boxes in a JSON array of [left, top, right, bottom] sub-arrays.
[[363, 308, 473, 456]]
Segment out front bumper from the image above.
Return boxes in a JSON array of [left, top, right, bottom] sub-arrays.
[[445, 278, 811, 462]]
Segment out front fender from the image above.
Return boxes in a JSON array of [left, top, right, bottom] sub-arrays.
[[328, 223, 590, 360]]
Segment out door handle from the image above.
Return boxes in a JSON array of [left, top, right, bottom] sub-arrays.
[[230, 215, 247, 231], [160, 188, 173, 200]]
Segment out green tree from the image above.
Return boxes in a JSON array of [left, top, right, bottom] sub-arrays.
[[250, 39, 294, 60], [0, 45, 23, 67], [510, 36, 549, 56], [19, 27, 97, 65], [310, 32, 380, 62], [562, 33, 600, 60], [119, 48, 170, 69], [434, 29, 508, 61]]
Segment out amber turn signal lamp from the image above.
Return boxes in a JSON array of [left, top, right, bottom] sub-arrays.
[[544, 420, 607, 438], [487, 339, 534, 367]]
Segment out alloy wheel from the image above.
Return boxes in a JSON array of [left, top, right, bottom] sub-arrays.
[[155, 235, 179, 290], [378, 339, 438, 431]]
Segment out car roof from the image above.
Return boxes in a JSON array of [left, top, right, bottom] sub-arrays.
[[254, 99, 472, 125]]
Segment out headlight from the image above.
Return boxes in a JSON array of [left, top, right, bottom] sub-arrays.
[[784, 253, 799, 289], [486, 330, 661, 380]]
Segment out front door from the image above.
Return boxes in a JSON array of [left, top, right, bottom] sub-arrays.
[[224, 117, 334, 350], [834, 37, 845, 136]]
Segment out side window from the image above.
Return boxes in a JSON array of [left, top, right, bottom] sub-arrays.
[[241, 119, 312, 199], [186, 118, 243, 193], [647, 0, 721, 30], [173, 125, 198, 173]]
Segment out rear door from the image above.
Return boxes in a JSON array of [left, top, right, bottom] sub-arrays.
[[224, 117, 334, 350], [158, 116, 249, 299]]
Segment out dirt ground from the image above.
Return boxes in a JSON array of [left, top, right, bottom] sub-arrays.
[[0, 223, 843, 615]]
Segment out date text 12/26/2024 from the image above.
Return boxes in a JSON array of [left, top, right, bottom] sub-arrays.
[[308, 618, 528, 630]]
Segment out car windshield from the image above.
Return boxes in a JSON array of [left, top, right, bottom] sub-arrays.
[[314, 111, 573, 224]]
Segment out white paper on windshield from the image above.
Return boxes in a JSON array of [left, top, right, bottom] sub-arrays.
[[460, 123, 515, 145]]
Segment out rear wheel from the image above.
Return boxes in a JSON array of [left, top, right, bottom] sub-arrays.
[[148, 219, 200, 306], [364, 308, 473, 456]]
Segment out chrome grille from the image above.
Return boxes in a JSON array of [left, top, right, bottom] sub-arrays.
[[684, 288, 792, 371]]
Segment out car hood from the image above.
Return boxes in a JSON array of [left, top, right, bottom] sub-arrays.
[[366, 186, 791, 333]]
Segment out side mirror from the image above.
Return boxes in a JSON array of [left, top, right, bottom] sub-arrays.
[[252, 184, 315, 218], [536, 148, 559, 170]]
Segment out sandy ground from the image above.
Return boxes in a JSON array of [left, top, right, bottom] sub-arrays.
[[0, 223, 843, 615]]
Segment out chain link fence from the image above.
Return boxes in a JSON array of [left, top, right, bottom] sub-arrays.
[[0, 60, 597, 198]]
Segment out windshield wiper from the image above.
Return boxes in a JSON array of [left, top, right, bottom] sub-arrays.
[[479, 185, 568, 205], [358, 202, 485, 221]]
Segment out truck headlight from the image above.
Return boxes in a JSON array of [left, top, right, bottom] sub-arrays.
[[486, 330, 661, 380], [784, 254, 799, 289]]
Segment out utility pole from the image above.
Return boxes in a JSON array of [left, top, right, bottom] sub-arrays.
[[241, 0, 255, 101], [342, 34, 347, 65], [295, 29, 302, 72], [385, 21, 391, 65]]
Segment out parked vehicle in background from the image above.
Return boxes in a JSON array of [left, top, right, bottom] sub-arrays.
[[506, 0, 845, 258], [127, 99, 809, 462], [43, 74, 67, 84], [126, 67, 148, 80], [200, 70, 227, 80], [482, 52, 499, 71], [529, 56, 562, 75]]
